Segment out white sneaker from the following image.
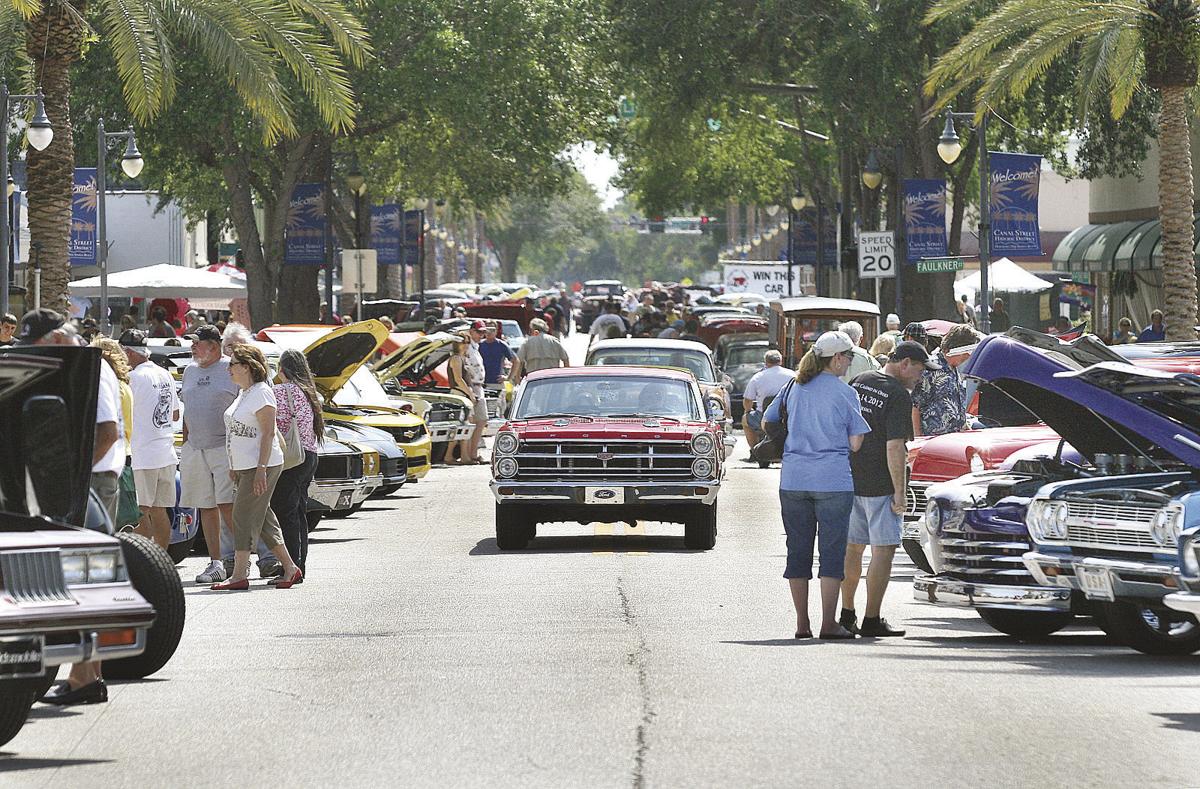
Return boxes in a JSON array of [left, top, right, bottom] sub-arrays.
[[195, 561, 227, 584]]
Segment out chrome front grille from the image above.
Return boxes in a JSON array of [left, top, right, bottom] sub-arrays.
[[1064, 500, 1157, 526], [514, 440, 695, 480], [905, 482, 929, 522], [1065, 524, 1159, 550], [0, 549, 74, 605], [938, 527, 1034, 586], [1063, 499, 1161, 551]]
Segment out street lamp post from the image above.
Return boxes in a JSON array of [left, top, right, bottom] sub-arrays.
[[345, 163, 367, 322], [788, 190, 807, 296], [96, 118, 144, 335], [938, 110, 991, 333], [0, 83, 53, 319], [861, 146, 906, 317]]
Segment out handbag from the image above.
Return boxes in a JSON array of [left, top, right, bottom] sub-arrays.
[[280, 385, 305, 471], [116, 461, 142, 527], [750, 380, 794, 463]]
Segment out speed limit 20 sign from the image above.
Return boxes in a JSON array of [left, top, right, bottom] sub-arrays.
[[857, 231, 895, 279]]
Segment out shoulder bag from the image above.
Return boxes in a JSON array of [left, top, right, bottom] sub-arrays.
[[751, 380, 795, 463], [280, 384, 305, 470]]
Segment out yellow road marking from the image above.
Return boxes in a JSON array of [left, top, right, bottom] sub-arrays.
[[593, 522, 614, 554]]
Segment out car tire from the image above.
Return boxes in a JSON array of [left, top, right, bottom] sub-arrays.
[[495, 504, 531, 550], [684, 503, 717, 550], [1098, 601, 1200, 655], [167, 533, 197, 564], [902, 537, 934, 575], [976, 608, 1073, 639], [30, 666, 57, 702], [0, 683, 36, 748], [103, 533, 186, 680]]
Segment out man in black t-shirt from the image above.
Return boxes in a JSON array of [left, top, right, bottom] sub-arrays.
[[840, 341, 937, 637]]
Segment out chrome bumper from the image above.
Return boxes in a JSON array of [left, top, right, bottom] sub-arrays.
[[308, 477, 369, 508], [913, 573, 1071, 612], [428, 421, 468, 443], [490, 480, 721, 506], [1023, 552, 1178, 601], [353, 474, 384, 503], [1165, 591, 1200, 615]]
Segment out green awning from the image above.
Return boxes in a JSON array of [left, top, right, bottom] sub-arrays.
[[1052, 216, 1200, 272]]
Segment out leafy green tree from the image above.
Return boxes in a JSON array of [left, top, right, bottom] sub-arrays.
[[925, 0, 1200, 339]]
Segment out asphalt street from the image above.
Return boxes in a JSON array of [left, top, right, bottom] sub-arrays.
[[3, 337, 1199, 787]]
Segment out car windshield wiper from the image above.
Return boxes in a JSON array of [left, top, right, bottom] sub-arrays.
[[516, 413, 596, 421], [604, 413, 685, 423]]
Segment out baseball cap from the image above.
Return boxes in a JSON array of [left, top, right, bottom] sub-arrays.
[[889, 340, 940, 370], [15, 308, 65, 344], [470, 319, 487, 331], [885, 313, 900, 326], [812, 330, 855, 358], [188, 325, 222, 344], [119, 328, 149, 349], [903, 321, 927, 343]]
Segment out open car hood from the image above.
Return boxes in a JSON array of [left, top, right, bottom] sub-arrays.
[[962, 333, 1200, 467], [373, 331, 462, 386], [0, 347, 101, 525], [266, 321, 388, 401]]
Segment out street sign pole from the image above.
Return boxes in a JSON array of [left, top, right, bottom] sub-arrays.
[[356, 249, 364, 322]]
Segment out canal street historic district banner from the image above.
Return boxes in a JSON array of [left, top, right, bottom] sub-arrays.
[[70, 168, 97, 266], [371, 204, 403, 265], [284, 183, 327, 265], [989, 152, 1042, 256], [902, 179, 948, 261]]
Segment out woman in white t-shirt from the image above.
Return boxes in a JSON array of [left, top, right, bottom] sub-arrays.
[[211, 344, 302, 590]]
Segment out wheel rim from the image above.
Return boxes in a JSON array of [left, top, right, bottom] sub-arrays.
[[1138, 606, 1198, 639]]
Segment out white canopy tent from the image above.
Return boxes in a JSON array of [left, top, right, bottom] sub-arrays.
[[954, 257, 1051, 300], [69, 263, 247, 309]]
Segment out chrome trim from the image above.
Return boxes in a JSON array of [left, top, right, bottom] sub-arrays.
[[1164, 591, 1200, 615], [490, 480, 720, 506], [913, 573, 1071, 611], [0, 549, 74, 606], [1023, 552, 1179, 599], [904, 481, 930, 522], [41, 628, 149, 665]]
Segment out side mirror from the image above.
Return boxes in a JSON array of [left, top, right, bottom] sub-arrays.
[[706, 400, 727, 422], [23, 395, 74, 520]]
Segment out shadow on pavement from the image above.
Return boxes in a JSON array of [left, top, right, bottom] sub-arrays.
[[307, 537, 366, 545], [0, 756, 113, 771], [880, 637, 1200, 676], [720, 639, 821, 647], [1153, 712, 1200, 732], [25, 706, 84, 720], [470, 536, 699, 556]]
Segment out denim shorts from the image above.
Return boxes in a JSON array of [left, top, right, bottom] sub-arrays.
[[779, 489, 854, 580], [746, 409, 763, 431], [848, 495, 903, 546]]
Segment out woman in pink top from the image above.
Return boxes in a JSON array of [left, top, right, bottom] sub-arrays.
[[271, 349, 323, 579]]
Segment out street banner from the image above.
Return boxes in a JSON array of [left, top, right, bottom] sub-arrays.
[[989, 152, 1042, 256], [1059, 281, 1095, 310], [371, 204, 402, 265], [857, 231, 895, 279], [723, 262, 797, 297], [403, 209, 424, 268], [790, 206, 837, 266], [284, 183, 327, 265], [902, 179, 948, 261], [70, 168, 97, 266]]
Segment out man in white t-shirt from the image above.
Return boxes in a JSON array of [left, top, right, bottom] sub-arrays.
[[121, 329, 180, 549], [17, 309, 122, 706], [742, 349, 794, 454]]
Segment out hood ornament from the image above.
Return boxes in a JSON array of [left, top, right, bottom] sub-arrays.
[[554, 418, 569, 427]]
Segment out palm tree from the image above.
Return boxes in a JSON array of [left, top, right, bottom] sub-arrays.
[[0, 0, 368, 313], [924, 0, 1200, 340]]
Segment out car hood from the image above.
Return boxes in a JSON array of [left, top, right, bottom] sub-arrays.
[[373, 331, 461, 385], [726, 363, 760, 391], [0, 347, 101, 525], [264, 321, 388, 401], [962, 333, 1200, 466]]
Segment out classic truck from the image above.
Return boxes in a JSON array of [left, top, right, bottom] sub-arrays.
[[0, 347, 168, 747], [489, 366, 725, 551]]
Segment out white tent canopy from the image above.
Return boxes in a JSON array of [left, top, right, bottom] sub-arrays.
[[70, 263, 247, 302], [954, 258, 1051, 299]]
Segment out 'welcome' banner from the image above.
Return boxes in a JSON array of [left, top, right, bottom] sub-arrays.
[[371, 204, 403, 265], [70, 168, 97, 266], [989, 152, 1042, 256], [284, 183, 327, 265], [902, 179, 948, 261]]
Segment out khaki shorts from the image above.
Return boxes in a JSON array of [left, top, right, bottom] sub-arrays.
[[134, 465, 176, 508], [471, 399, 489, 422], [180, 443, 235, 509]]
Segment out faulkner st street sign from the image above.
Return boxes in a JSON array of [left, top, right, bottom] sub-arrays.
[[915, 257, 964, 274]]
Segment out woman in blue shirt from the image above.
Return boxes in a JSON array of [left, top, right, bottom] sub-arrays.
[[763, 331, 870, 640]]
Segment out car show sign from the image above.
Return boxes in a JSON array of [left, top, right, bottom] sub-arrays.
[[857, 231, 895, 279], [723, 263, 797, 297], [69, 168, 97, 266], [989, 152, 1042, 256], [902, 179, 948, 260], [284, 183, 327, 265]]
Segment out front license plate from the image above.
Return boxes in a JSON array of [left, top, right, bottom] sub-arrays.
[[1077, 565, 1116, 601], [0, 635, 45, 678], [584, 487, 625, 505], [335, 490, 355, 509]]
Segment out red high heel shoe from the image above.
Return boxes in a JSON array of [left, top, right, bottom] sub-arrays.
[[211, 578, 249, 591], [274, 568, 303, 589]]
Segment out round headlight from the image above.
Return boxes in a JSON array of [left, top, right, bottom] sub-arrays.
[[494, 432, 519, 455], [496, 457, 519, 478], [1182, 535, 1200, 578], [924, 499, 941, 535], [690, 433, 716, 456], [1027, 500, 1046, 541], [1150, 508, 1171, 546], [692, 457, 714, 478], [1049, 502, 1069, 539], [1166, 505, 1184, 546]]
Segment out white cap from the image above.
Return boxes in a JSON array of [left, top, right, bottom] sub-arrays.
[[886, 313, 900, 326], [813, 330, 855, 357]]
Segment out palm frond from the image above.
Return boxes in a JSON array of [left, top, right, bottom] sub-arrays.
[[96, 0, 176, 122], [1074, 22, 1126, 122], [923, 0, 989, 26], [282, 0, 371, 66], [4, 0, 42, 21], [974, 16, 1116, 107], [1106, 24, 1144, 117]]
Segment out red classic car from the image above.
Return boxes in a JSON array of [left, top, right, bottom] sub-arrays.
[[489, 366, 725, 551], [696, 314, 769, 349]]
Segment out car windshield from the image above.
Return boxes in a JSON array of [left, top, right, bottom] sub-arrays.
[[515, 375, 700, 420], [589, 348, 716, 383], [338, 367, 392, 405], [726, 346, 767, 367], [500, 320, 524, 338]]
